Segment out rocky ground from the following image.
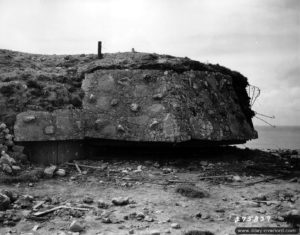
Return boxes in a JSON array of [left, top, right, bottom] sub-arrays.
[[0, 146, 299, 235]]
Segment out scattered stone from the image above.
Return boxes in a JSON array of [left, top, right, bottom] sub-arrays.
[[152, 93, 163, 100], [0, 193, 10, 211], [147, 230, 160, 235], [69, 220, 84, 232], [1, 190, 18, 202], [130, 103, 139, 112], [2, 163, 12, 174], [97, 199, 110, 209], [252, 194, 267, 201], [175, 184, 209, 198], [134, 165, 143, 173], [149, 119, 159, 129], [112, 197, 130, 206], [15, 195, 33, 208], [144, 215, 154, 222], [12, 165, 21, 171], [171, 223, 181, 229], [110, 98, 119, 106], [117, 124, 125, 133], [232, 175, 242, 182], [162, 168, 172, 174], [136, 212, 145, 221], [44, 165, 57, 178], [83, 196, 94, 204], [129, 229, 135, 234], [55, 168, 66, 177]]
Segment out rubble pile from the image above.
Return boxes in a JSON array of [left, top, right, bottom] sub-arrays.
[[0, 147, 299, 234], [0, 122, 27, 175]]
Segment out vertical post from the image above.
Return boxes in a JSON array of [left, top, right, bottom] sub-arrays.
[[98, 41, 102, 59]]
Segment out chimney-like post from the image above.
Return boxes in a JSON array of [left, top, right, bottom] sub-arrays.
[[98, 41, 102, 59]]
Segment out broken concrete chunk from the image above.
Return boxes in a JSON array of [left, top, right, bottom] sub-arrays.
[[55, 168, 66, 177], [44, 165, 57, 177]]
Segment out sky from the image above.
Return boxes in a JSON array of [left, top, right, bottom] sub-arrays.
[[0, 0, 299, 126]]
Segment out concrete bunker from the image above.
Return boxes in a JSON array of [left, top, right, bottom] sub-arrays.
[[1, 50, 257, 164]]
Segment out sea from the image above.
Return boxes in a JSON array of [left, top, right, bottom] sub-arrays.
[[237, 126, 300, 150]]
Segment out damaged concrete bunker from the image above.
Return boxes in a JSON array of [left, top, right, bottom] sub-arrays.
[[0, 50, 257, 164]]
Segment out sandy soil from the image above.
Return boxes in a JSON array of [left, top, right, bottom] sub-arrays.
[[0, 147, 299, 235]]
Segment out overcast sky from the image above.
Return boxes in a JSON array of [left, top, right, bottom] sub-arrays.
[[0, 0, 299, 126]]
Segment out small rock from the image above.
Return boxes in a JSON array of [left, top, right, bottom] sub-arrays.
[[1, 153, 16, 165], [2, 163, 12, 174], [130, 103, 139, 112], [0, 193, 10, 211], [162, 168, 172, 174], [0, 123, 7, 130], [89, 94, 96, 103], [44, 165, 57, 177], [112, 197, 130, 206], [136, 212, 145, 220], [149, 119, 159, 129], [144, 215, 154, 222], [117, 124, 125, 132], [171, 223, 181, 229], [83, 196, 94, 204], [110, 99, 119, 106], [148, 230, 160, 235], [12, 165, 21, 171], [70, 176, 76, 181], [97, 199, 110, 209], [232, 175, 242, 182], [129, 229, 134, 234], [134, 165, 142, 173], [69, 220, 84, 232], [252, 194, 267, 201], [152, 93, 163, 100], [15, 195, 33, 208], [55, 169, 66, 177], [1, 190, 18, 202]]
